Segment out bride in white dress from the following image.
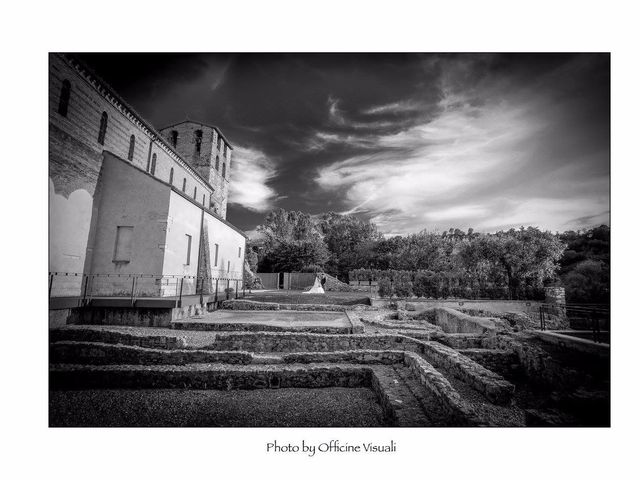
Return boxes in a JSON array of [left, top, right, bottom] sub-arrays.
[[302, 274, 325, 294]]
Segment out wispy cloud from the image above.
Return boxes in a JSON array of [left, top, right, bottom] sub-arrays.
[[315, 69, 609, 234], [229, 146, 278, 212], [362, 100, 422, 115]]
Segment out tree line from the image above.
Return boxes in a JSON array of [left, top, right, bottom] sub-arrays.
[[246, 208, 609, 303]]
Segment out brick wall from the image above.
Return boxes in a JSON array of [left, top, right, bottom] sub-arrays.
[[159, 122, 231, 218]]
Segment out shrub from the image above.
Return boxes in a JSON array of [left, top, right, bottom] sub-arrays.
[[378, 278, 393, 297], [394, 279, 413, 298], [413, 270, 436, 297]]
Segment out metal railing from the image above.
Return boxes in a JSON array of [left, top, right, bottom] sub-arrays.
[[539, 303, 610, 343], [49, 272, 246, 306]]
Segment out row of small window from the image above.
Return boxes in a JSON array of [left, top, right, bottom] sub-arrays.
[[170, 129, 229, 157], [114, 226, 240, 268], [58, 80, 217, 211], [57, 80, 111, 145], [58, 80, 226, 184]]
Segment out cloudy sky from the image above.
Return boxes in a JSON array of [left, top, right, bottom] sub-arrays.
[[76, 53, 610, 236]]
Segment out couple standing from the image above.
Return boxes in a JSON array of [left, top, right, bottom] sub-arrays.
[[303, 273, 327, 294]]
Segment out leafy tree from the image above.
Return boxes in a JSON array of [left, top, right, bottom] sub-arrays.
[[317, 212, 382, 280], [562, 259, 609, 303], [457, 227, 566, 299], [265, 237, 329, 272]]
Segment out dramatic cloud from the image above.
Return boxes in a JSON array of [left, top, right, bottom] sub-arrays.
[[314, 56, 609, 234], [78, 53, 609, 234], [228, 146, 278, 212]]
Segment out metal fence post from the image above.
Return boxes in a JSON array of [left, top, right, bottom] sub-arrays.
[[130, 276, 136, 306], [178, 277, 184, 307], [81, 275, 89, 306]]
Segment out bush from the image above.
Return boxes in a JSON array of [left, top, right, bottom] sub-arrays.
[[301, 264, 323, 273], [394, 279, 413, 298], [378, 278, 393, 297], [413, 271, 436, 297]]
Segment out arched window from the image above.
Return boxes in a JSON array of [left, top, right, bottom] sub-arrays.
[[202, 194, 206, 206], [194, 130, 203, 155], [170, 130, 178, 147], [150, 153, 157, 175], [57, 80, 71, 117], [222, 163, 226, 178], [127, 135, 135, 161], [215, 156, 220, 170], [193, 186, 197, 199], [217, 136, 222, 149], [182, 178, 186, 192], [97, 112, 108, 145], [169, 168, 174, 184]]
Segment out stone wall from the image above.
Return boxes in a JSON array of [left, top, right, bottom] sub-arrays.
[[402, 352, 481, 426], [458, 348, 521, 378], [50, 327, 186, 349], [66, 304, 207, 328], [221, 299, 347, 312], [430, 307, 506, 334], [50, 363, 373, 391], [373, 298, 544, 317], [413, 339, 515, 405], [50, 341, 252, 365], [209, 332, 411, 353]]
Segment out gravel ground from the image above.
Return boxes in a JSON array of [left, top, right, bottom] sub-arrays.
[[49, 388, 386, 427]]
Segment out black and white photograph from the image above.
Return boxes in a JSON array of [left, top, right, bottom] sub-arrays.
[[4, 2, 638, 479], [48, 51, 610, 428]]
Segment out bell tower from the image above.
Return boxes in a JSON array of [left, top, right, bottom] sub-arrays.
[[159, 120, 233, 219]]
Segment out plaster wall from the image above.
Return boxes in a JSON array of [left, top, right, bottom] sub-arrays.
[[88, 152, 170, 295], [49, 54, 215, 291], [162, 190, 204, 296]]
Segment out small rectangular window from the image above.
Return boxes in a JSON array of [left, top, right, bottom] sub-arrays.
[[214, 243, 219, 266], [238, 247, 242, 258], [185, 234, 192, 265], [227, 260, 230, 272], [113, 226, 133, 262]]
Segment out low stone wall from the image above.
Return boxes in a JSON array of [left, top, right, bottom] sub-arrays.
[[50, 341, 252, 365], [221, 299, 279, 310], [414, 340, 515, 405], [458, 348, 520, 378], [402, 352, 481, 426], [172, 320, 352, 335], [207, 331, 513, 405], [372, 298, 544, 317], [431, 307, 506, 334], [50, 363, 373, 391], [209, 332, 415, 353], [66, 304, 207, 328], [458, 309, 538, 331], [221, 299, 347, 312], [487, 333, 609, 391], [435, 333, 486, 349], [50, 327, 186, 349], [282, 350, 406, 365], [532, 331, 610, 356], [344, 311, 365, 334]]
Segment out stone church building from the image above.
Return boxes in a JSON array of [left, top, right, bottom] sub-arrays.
[[49, 53, 246, 321]]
